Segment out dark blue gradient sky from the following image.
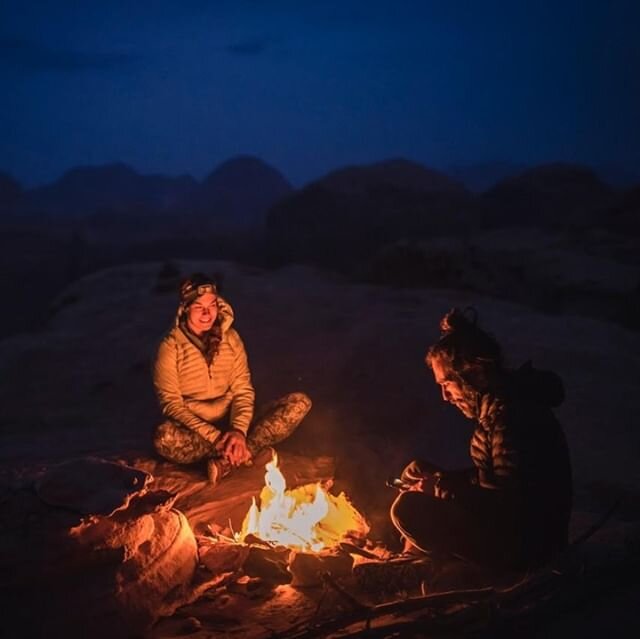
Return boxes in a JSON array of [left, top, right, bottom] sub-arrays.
[[2, 0, 639, 186]]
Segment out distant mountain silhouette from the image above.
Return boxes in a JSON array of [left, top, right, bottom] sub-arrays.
[[267, 158, 477, 268], [594, 164, 640, 189], [448, 162, 640, 193], [482, 163, 614, 229], [22, 156, 293, 227], [446, 162, 528, 193], [0, 172, 23, 214], [319, 158, 467, 194], [599, 185, 640, 236], [25, 163, 197, 217], [187, 155, 293, 227]]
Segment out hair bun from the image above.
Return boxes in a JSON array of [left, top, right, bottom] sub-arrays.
[[439, 307, 478, 336]]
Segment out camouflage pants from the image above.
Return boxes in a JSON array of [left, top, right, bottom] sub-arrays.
[[154, 392, 312, 465]]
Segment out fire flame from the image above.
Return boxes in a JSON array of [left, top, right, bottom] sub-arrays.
[[238, 453, 369, 553]]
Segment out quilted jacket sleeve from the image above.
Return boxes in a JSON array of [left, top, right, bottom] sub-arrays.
[[471, 404, 521, 491], [473, 415, 520, 492], [490, 418, 520, 483], [227, 330, 255, 435], [153, 335, 221, 444]]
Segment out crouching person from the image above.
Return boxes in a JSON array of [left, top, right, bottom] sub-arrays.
[[391, 308, 572, 576], [153, 273, 311, 485]]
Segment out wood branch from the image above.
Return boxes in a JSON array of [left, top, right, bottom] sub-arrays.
[[570, 500, 621, 548], [274, 583, 498, 639], [276, 554, 640, 639], [320, 572, 369, 611]]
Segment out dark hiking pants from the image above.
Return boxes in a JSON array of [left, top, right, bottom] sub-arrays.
[[390, 489, 522, 571]]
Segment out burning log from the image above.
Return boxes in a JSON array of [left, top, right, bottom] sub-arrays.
[[197, 452, 373, 594], [237, 453, 369, 553], [243, 543, 293, 583]]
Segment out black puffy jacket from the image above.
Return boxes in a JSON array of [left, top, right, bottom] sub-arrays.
[[469, 362, 572, 566]]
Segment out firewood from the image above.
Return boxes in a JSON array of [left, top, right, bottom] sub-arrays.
[[288, 551, 354, 587], [319, 572, 369, 610], [352, 555, 433, 596], [243, 544, 292, 583], [274, 550, 640, 639], [198, 539, 249, 575]]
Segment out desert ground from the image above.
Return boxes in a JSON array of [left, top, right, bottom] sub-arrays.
[[1, 259, 639, 637]]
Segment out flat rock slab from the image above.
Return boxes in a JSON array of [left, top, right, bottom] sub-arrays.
[[35, 455, 152, 515]]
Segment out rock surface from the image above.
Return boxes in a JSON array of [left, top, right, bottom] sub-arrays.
[[0, 259, 639, 637], [0, 457, 198, 638]]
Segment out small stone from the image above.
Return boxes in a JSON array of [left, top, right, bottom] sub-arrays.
[[180, 616, 202, 634]]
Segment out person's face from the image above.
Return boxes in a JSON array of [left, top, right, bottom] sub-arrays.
[[186, 292, 218, 336], [431, 357, 475, 419]]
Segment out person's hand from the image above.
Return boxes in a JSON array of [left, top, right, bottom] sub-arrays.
[[407, 478, 427, 493], [400, 460, 430, 485], [216, 430, 250, 466], [433, 475, 456, 500], [400, 459, 443, 488]]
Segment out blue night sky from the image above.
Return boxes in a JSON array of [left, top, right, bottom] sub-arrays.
[[1, 0, 639, 187]]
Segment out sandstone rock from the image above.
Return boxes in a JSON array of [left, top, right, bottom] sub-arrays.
[[1, 457, 198, 638], [35, 456, 152, 516]]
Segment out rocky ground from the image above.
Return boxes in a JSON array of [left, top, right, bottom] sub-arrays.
[[1, 259, 639, 637]]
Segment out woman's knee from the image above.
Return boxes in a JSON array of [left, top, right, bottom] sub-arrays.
[[255, 392, 312, 433], [280, 392, 312, 417]]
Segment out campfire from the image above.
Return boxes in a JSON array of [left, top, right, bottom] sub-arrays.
[[237, 453, 369, 553], [201, 452, 376, 588]]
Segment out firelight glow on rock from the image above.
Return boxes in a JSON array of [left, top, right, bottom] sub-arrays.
[[238, 453, 369, 552]]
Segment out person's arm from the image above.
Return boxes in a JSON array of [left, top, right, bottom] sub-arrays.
[[153, 335, 221, 444], [440, 466, 478, 488], [227, 330, 255, 436], [436, 416, 521, 500], [485, 417, 520, 490]]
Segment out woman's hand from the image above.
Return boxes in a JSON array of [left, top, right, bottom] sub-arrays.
[[216, 430, 250, 466]]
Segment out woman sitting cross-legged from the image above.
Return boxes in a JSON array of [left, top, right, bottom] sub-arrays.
[[153, 273, 311, 485]]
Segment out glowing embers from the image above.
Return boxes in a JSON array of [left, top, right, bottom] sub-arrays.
[[237, 453, 369, 553]]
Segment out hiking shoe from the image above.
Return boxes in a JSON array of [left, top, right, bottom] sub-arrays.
[[207, 458, 231, 486]]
